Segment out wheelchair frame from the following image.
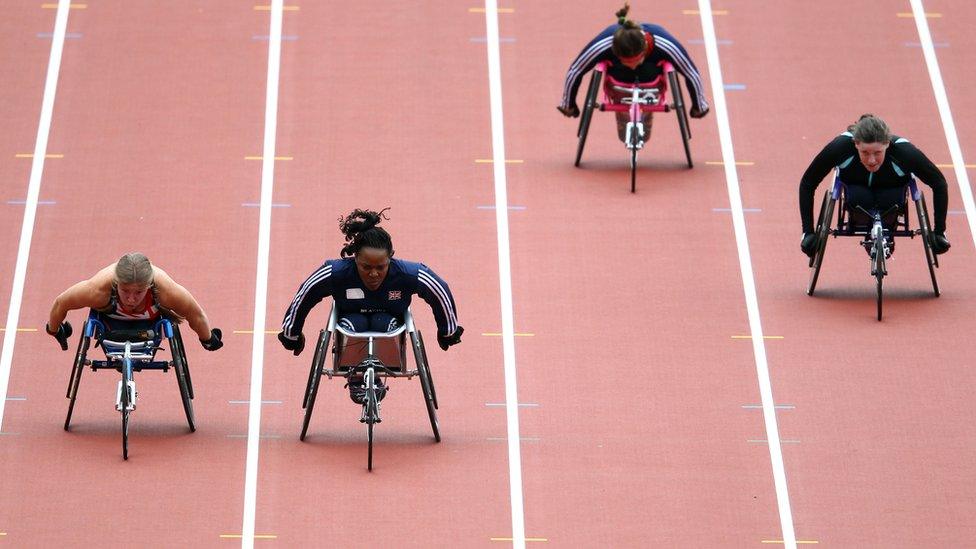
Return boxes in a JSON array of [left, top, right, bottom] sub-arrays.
[[300, 305, 440, 468], [574, 60, 693, 189], [807, 176, 940, 319], [63, 310, 195, 459]]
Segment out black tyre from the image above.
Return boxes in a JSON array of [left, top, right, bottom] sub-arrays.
[[669, 71, 693, 168], [303, 330, 329, 409], [807, 193, 835, 296], [915, 195, 941, 296], [172, 325, 193, 400], [300, 332, 329, 441], [171, 338, 195, 432], [574, 70, 602, 167], [416, 332, 437, 409], [367, 422, 374, 471], [876, 273, 884, 322], [121, 375, 130, 460], [630, 146, 638, 193], [412, 331, 440, 442], [64, 328, 91, 431]]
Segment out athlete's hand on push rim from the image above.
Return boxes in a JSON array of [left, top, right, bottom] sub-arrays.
[[277, 331, 305, 356], [201, 328, 223, 351], [46, 321, 73, 351]]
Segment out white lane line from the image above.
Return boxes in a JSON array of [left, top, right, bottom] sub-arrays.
[[0, 0, 71, 431], [483, 1, 526, 547], [697, 2, 797, 547], [241, 1, 283, 548], [910, 0, 976, 247]]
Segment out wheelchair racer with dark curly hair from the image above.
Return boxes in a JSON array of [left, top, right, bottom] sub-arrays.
[[557, 2, 710, 142], [799, 114, 951, 258], [277, 208, 463, 403]]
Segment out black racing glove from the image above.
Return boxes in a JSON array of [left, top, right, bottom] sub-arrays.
[[437, 326, 464, 351], [277, 331, 305, 356], [46, 321, 73, 351], [801, 233, 819, 258], [201, 328, 223, 351], [557, 104, 580, 118], [929, 232, 951, 255], [689, 105, 710, 119]]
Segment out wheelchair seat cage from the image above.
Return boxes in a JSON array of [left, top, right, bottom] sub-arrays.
[[806, 174, 941, 319], [63, 310, 196, 459], [300, 305, 441, 470]]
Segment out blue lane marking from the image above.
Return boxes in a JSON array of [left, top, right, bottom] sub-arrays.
[[688, 38, 733, 45], [477, 205, 526, 210], [7, 200, 56, 205], [713, 207, 761, 212], [724, 83, 746, 91], [948, 210, 966, 215], [242, 202, 290, 208], [37, 32, 83, 39], [252, 35, 299, 41], [470, 37, 516, 43], [904, 41, 949, 48], [228, 400, 282, 404]]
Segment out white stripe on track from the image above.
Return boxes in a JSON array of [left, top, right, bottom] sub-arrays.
[[910, 0, 976, 247], [0, 0, 71, 431], [696, 2, 797, 548], [241, 0, 283, 547], [483, 1, 526, 547]]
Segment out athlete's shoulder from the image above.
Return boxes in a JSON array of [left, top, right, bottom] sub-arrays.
[[390, 258, 421, 277]]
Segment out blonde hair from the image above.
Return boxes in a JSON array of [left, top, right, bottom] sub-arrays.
[[115, 252, 154, 286]]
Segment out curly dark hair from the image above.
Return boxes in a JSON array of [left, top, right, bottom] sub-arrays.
[[338, 208, 394, 258], [612, 3, 648, 58]]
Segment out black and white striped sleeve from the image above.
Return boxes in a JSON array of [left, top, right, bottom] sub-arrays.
[[561, 32, 615, 110], [415, 264, 460, 337], [281, 262, 334, 339]]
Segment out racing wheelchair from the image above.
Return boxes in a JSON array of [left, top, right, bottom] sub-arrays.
[[300, 306, 439, 471], [575, 60, 693, 193], [63, 310, 195, 459], [807, 175, 940, 320]]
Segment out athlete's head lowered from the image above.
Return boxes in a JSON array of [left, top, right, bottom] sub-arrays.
[[850, 114, 891, 173], [114, 252, 154, 312], [612, 3, 651, 69]]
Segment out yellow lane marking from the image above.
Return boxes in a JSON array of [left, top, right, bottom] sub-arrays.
[[469, 7, 515, 13], [233, 330, 278, 334], [761, 541, 819, 545], [245, 155, 293, 160], [15, 153, 63, 158], [936, 163, 976, 168], [254, 5, 299, 10], [475, 159, 523, 163], [0, 328, 38, 332], [683, 9, 728, 15], [490, 538, 547, 543], [897, 12, 940, 17], [219, 533, 277, 539], [42, 3, 86, 8], [482, 332, 534, 337], [731, 335, 784, 339], [705, 160, 754, 166]]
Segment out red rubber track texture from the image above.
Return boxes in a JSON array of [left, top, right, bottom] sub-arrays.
[[253, 4, 513, 547], [719, 1, 976, 545], [500, 3, 782, 546], [0, 1, 266, 545]]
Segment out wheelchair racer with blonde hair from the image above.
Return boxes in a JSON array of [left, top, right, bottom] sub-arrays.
[[46, 252, 223, 351]]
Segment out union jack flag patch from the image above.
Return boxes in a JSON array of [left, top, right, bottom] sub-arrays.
[[388, 290, 402, 300]]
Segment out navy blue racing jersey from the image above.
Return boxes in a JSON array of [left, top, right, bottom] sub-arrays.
[[281, 257, 459, 339], [560, 23, 708, 113]]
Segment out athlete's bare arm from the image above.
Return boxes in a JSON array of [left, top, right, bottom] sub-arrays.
[[152, 267, 213, 341], [47, 264, 115, 330]]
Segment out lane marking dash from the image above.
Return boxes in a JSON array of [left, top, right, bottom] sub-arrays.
[[898, 11, 940, 17], [219, 534, 278, 539], [731, 335, 783, 339], [0, 328, 38, 332], [233, 330, 278, 334], [705, 160, 753, 166], [475, 158, 523, 163], [254, 5, 298, 10], [244, 155, 292, 160], [482, 332, 534, 337], [684, 9, 727, 15], [15, 153, 62, 158], [490, 538, 547, 543], [470, 7, 514, 13]]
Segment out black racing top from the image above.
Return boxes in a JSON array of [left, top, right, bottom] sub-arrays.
[[798, 132, 948, 233]]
